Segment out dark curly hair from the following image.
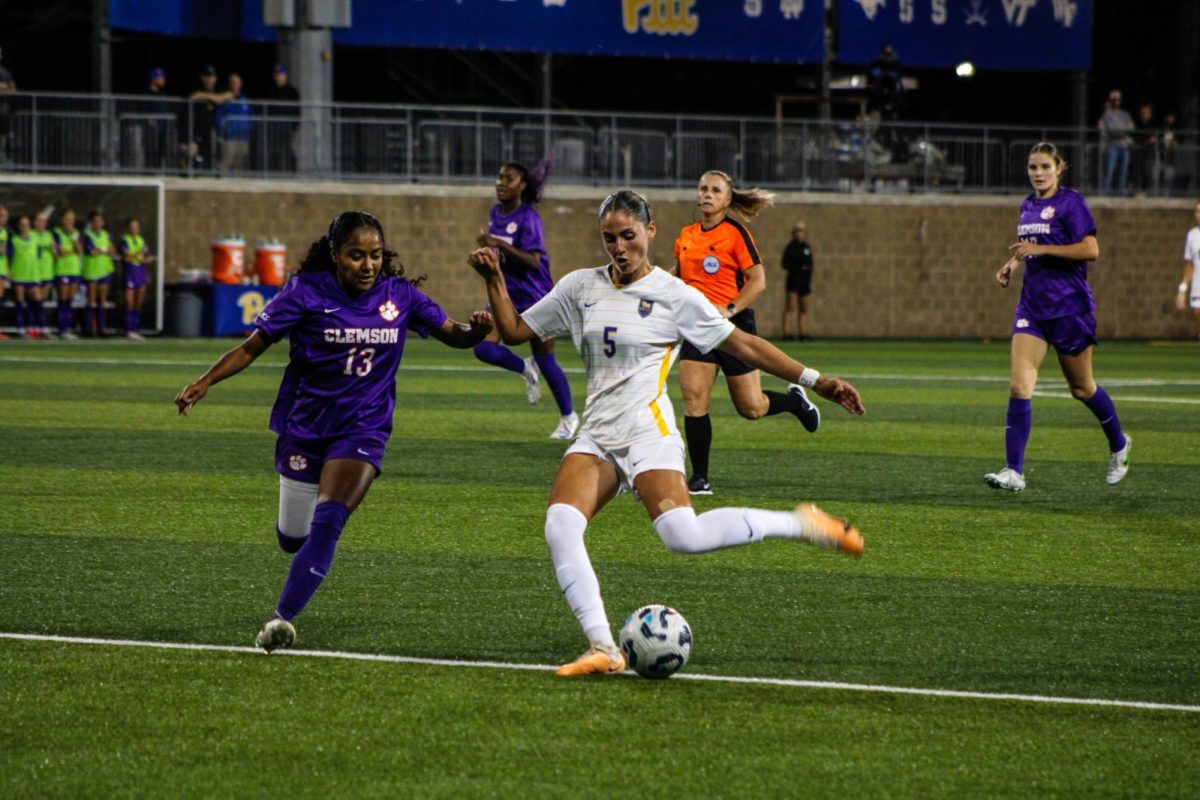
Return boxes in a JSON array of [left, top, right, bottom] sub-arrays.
[[299, 211, 422, 285], [503, 160, 551, 206]]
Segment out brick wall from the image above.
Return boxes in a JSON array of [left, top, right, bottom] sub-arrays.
[[163, 179, 1200, 339]]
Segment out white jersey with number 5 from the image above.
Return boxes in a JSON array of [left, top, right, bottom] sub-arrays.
[[1185, 226, 1200, 306], [522, 265, 735, 449]]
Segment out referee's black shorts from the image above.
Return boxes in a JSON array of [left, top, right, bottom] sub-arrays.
[[680, 308, 757, 377]]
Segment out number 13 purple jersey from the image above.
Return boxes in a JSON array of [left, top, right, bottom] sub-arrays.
[[254, 271, 448, 440], [1016, 187, 1098, 320]]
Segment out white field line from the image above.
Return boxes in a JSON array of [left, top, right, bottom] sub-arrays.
[[2, 355, 1200, 391], [2, 631, 1197, 714]]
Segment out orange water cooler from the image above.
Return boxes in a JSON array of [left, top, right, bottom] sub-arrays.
[[210, 237, 246, 284], [254, 240, 287, 286]]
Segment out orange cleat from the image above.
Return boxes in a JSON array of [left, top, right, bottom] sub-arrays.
[[795, 503, 864, 557], [555, 642, 626, 677]]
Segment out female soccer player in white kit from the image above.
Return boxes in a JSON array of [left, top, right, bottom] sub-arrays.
[[468, 190, 867, 677]]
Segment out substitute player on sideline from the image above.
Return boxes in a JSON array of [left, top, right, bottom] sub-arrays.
[[674, 170, 819, 496], [1174, 199, 1200, 338], [985, 142, 1130, 493], [176, 211, 492, 653], [469, 190, 865, 677], [473, 161, 578, 439]]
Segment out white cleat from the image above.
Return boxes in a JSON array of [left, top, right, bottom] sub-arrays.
[[255, 617, 295, 653], [522, 357, 542, 404], [1106, 435, 1131, 485], [549, 412, 579, 440], [984, 467, 1026, 493]]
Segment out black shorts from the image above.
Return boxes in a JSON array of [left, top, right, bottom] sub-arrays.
[[786, 270, 812, 296], [680, 308, 757, 377]]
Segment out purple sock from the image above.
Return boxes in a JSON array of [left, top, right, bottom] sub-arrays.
[[58, 299, 73, 333], [15, 302, 27, 330], [1082, 386, 1126, 452], [32, 300, 46, 329], [534, 352, 573, 415], [473, 340, 525, 373], [126, 310, 136, 333], [276, 526, 306, 554], [1005, 397, 1032, 474], [276, 500, 350, 621], [84, 306, 96, 333]]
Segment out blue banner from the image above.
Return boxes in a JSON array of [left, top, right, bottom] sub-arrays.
[[837, 0, 1091, 70], [112, 1, 825, 64]]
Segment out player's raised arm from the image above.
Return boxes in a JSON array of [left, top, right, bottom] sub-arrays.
[[467, 246, 536, 345], [718, 328, 865, 416]]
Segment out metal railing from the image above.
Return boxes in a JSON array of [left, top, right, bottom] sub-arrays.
[[0, 90, 1197, 196]]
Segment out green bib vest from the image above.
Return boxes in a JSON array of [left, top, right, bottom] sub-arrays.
[[54, 227, 83, 278], [0, 227, 9, 277], [35, 229, 55, 282], [121, 233, 147, 266], [83, 228, 114, 281], [9, 234, 41, 283]]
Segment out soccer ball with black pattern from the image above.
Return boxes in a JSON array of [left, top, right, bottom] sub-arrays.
[[619, 604, 692, 679]]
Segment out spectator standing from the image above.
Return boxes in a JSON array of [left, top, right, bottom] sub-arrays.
[[216, 73, 252, 174], [1176, 200, 1200, 338], [780, 221, 814, 341], [1133, 103, 1158, 194], [142, 67, 172, 172], [1159, 112, 1180, 195], [265, 64, 300, 172], [180, 65, 221, 173], [0, 46, 15, 165], [866, 45, 905, 162], [1098, 89, 1135, 194]]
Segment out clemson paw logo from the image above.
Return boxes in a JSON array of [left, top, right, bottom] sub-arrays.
[[1016, 318, 1030, 329], [378, 300, 399, 322], [505, 221, 518, 235], [288, 454, 308, 472], [1040, 206, 1056, 220]]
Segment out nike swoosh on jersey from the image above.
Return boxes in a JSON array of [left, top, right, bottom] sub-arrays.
[[357, 448, 370, 455], [324, 307, 341, 314]]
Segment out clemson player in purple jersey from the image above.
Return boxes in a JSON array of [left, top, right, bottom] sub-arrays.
[[986, 142, 1131, 493], [175, 211, 492, 652], [474, 161, 578, 440]]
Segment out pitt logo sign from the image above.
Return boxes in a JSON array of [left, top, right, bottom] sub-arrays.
[[623, 0, 698, 36], [238, 291, 267, 326]]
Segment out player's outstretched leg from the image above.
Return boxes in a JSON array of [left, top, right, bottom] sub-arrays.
[[652, 504, 863, 558], [255, 615, 295, 653], [1107, 434, 1131, 485]]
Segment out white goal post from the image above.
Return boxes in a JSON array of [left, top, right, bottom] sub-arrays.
[[0, 175, 166, 332]]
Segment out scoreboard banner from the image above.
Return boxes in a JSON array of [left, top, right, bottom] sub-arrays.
[[837, 0, 1092, 70], [111, 0, 825, 64]]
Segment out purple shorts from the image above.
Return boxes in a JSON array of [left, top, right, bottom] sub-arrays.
[[124, 264, 147, 290], [1012, 311, 1097, 356], [86, 275, 112, 288], [274, 431, 390, 483]]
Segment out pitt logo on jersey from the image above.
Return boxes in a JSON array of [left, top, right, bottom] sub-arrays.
[[638, 298, 655, 317]]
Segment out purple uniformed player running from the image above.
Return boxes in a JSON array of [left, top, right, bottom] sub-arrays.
[[473, 161, 578, 440], [175, 211, 492, 652], [985, 142, 1130, 493]]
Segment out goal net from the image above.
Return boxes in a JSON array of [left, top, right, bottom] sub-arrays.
[[0, 176, 165, 332]]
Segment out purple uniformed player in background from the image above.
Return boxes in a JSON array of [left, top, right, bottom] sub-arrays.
[[175, 211, 492, 652], [985, 142, 1131, 493], [474, 161, 578, 440]]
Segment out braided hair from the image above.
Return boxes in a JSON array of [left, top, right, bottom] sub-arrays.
[[299, 210, 416, 283]]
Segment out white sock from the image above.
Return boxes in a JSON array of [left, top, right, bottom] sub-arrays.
[[653, 506, 802, 554], [545, 503, 613, 647]]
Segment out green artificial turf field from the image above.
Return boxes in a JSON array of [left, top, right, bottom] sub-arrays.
[[1, 337, 1197, 798]]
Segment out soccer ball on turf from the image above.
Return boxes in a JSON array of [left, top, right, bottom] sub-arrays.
[[619, 604, 692, 679]]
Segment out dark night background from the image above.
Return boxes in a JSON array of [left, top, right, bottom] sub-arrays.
[[0, 1, 1189, 127]]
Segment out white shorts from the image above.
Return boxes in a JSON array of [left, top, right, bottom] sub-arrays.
[[565, 433, 686, 495]]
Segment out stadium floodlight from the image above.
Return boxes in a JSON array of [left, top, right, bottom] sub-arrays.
[[955, 61, 976, 79]]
